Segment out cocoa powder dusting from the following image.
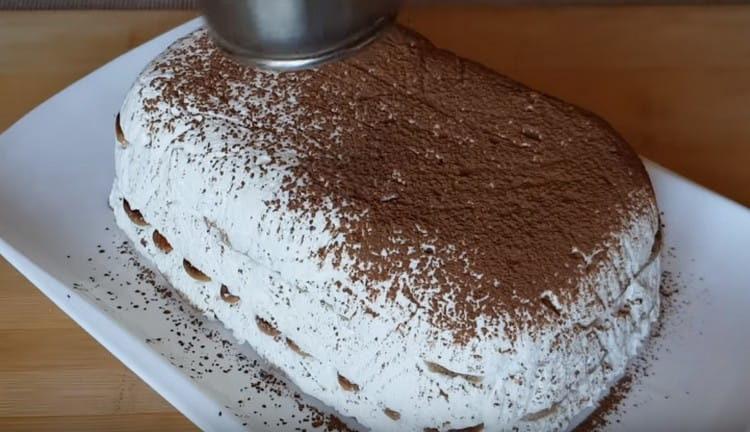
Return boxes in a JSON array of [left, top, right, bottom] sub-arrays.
[[142, 26, 656, 344]]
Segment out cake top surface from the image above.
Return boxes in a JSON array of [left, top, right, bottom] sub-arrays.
[[133, 26, 654, 343]]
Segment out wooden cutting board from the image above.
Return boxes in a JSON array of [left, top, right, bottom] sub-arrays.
[[0, 6, 748, 431]]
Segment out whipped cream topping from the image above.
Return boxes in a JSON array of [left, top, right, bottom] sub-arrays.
[[110, 28, 661, 431]]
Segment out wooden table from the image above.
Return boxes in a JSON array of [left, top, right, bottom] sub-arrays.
[[1, 6, 748, 431]]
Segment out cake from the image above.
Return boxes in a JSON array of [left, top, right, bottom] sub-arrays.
[[110, 26, 661, 431]]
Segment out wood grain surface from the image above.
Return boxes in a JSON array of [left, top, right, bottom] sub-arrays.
[[0, 6, 748, 431]]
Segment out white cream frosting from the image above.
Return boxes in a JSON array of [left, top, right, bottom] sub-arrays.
[[110, 30, 661, 431]]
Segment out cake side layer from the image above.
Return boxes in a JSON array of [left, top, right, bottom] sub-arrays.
[[110, 187, 660, 431]]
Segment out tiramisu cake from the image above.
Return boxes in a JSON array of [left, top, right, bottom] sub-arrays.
[[110, 26, 661, 431]]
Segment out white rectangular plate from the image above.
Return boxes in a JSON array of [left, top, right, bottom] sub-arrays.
[[1, 18, 749, 432]]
